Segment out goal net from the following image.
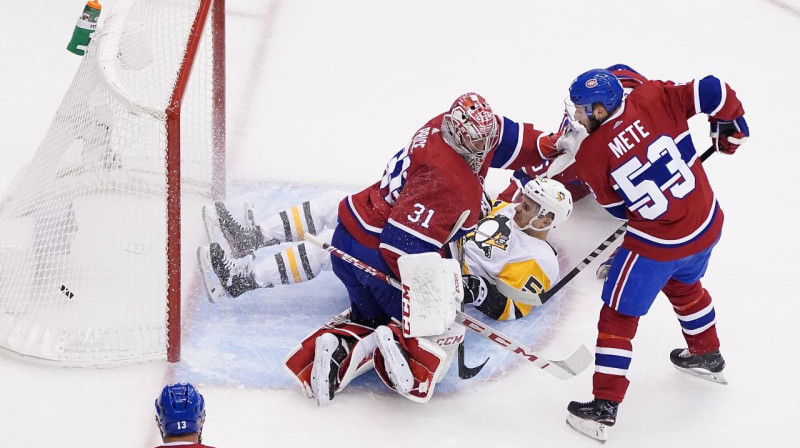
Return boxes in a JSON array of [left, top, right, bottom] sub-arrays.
[[0, 0, 225, 365]]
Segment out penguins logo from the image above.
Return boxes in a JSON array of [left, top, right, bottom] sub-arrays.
[[468, 215, 512, 258]]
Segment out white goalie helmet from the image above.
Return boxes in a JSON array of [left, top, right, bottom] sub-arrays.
[[521, 177, 573, 231], [441, 92, 500, 173]]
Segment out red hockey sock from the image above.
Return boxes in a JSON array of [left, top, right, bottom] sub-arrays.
[[663, 279, 720, 354], [593, 304, 639, 403]]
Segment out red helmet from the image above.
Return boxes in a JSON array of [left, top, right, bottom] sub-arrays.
[[442, 92, 499, 172]]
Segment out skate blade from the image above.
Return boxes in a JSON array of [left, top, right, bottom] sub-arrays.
[[196, 246, 226, 304], [673, 365, 728, 384], [566, 413, 608, 443], [201, 205, 219, 244], [374, 326, 414, 394]]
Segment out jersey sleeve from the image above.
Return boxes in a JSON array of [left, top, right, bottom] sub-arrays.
[[473, 278, 530, 321], [662, 76, 746, 121], [474, 257, 554, 321], [379, 165, 478, 277], [489, 116, 551, 170]]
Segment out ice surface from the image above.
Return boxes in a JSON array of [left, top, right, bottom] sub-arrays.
[[1, 0, 799, 447]]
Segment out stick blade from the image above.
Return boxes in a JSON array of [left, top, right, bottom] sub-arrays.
[[544, 344, 593, 379]]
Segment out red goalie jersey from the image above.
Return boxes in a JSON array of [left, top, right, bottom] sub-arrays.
[[339, 111, 550, 277]]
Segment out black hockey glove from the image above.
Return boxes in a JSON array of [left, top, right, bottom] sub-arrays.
[[462, 274, 488, 305]]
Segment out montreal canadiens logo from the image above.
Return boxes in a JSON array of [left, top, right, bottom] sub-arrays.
[[585, 78, 598, 88]]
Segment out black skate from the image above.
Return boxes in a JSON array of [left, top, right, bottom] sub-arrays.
[[310, 333, 350, 406], [670, 348, 727, 384], [202, 202, 277, 257], [566, 399, 619, 443], [196, 243, 259, 302]]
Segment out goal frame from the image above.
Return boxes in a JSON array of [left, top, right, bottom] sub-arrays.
[[166, 0, 226, 363]]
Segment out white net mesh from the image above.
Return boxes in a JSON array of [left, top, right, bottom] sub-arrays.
[[0, 0, 219, 365]]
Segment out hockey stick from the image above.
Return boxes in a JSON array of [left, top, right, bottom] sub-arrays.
[[495, 224, 627, 306], [445, 211, 492, 379], [303, 232, 592, 380], [495, 145, 718, 307]]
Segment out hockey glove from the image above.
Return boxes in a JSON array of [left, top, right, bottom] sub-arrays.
[[537, 131, 564, 160], [462, 275, 488, 306], [710, 116, 749, 155], [480, 190, 493, 219], [536, 112, 573, 160]]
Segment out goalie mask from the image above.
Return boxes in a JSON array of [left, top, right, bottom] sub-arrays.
[[518, 178, 573, 232], [441, 92, 499, 173]]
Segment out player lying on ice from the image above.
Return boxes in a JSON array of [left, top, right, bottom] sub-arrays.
[[198, 176, 573, 322], [198, 92, 575, 404]]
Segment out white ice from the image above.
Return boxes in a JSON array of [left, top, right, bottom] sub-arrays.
[[1, 0, 799, 447]]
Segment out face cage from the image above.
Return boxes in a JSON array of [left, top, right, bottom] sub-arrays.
[[442, 115, 495, 173]]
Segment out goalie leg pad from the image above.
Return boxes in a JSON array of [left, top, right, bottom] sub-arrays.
[[428, 324, 466, 380], [284, 311, 375, 401], [372, 323, 448, 403], [311, 333, 349, 406]]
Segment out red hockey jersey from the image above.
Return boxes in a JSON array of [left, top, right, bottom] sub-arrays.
[[573, 77, 746, 261], [339, 112, 548, 276]]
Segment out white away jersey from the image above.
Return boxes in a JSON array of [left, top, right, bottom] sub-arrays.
[[463, 202, 559, 320]]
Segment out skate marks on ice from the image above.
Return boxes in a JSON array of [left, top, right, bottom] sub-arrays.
[[175, 182, 618, 395]]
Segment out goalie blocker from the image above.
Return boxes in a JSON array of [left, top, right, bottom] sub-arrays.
[[284, 252, 465, 404]]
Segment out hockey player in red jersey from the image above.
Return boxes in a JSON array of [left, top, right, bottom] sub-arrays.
[[154, 383, 216, 448], [562, 68, 749, 442], [498, 64, 648, 204], [284, 92, 557, 405]]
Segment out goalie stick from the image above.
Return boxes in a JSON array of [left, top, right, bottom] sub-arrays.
[[303, 232, 592, 380], [496, 145, 718, 307], [444, 211, 491, 379]]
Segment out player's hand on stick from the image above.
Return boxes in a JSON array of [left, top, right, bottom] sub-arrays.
[[462, 275, 488, 305], [710, 116, 749, 154]]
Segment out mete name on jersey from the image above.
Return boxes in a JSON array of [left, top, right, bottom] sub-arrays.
[[607, 119, 651, 158]]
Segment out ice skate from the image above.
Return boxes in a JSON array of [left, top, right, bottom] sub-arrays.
[[202, 202, 277, 257], [566, 398, 619, 443], [374, 325, 414, 394], [196, 243, 258, 302], [310, 333, 349, 406], [670, 348, 727, 384]]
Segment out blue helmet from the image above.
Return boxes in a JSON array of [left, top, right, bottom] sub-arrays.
[[569, 69, 624, 117], [155, 383, 206, 438]]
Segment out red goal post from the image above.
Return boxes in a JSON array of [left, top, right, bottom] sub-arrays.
[[0, 0, 225, 365]]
